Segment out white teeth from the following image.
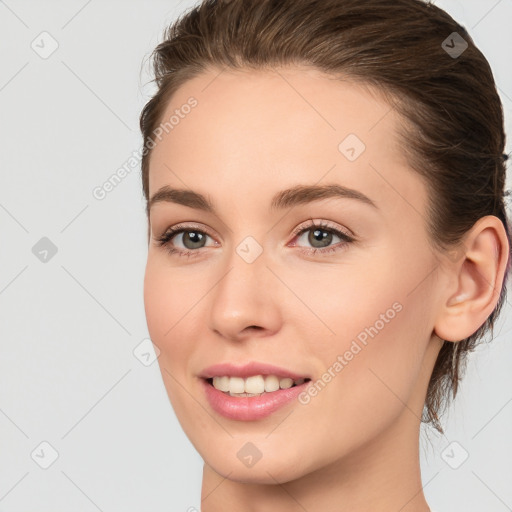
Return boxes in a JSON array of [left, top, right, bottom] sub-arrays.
[[264, 375, 280, 392], [245, 375, 265, 394], [211, 374, 307, 395], [230, 377, 245, 394], [279, 377, 293, 389], [214, 376, 230, 392]]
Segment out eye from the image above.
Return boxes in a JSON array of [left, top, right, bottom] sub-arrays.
[[154, 219, 355, 259], [155, 223, 215, 259], [290, 219, 355, 256]]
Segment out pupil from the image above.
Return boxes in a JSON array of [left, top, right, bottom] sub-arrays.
[[185, 231, 205, 248], [310, 228, 331, 248]]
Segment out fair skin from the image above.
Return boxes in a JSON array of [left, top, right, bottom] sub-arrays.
[[143, 66, 509, 512]]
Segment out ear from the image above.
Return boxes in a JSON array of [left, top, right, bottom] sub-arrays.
[[434, 215, 510, 343]]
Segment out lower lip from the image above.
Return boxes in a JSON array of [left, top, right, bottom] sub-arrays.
[[202, 378, 310, 421]]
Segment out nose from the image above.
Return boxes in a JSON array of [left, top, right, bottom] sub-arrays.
[[207, 245, 283, 342]]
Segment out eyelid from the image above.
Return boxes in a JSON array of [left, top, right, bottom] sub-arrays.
[[155, 222, 219, 246], [289, 218, 354, 240]]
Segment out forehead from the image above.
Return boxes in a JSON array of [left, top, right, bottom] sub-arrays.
[[147, 66, 424, 218]]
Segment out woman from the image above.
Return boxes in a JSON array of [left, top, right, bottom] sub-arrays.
[[139, 0, 510, 510]]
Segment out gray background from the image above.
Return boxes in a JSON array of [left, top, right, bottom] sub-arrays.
[[0, 1, 511, 511]]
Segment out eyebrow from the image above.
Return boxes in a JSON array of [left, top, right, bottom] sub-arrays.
[[148, 183, 378, 214]]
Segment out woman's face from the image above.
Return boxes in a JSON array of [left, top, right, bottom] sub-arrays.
[[144, 66, 445, 483]]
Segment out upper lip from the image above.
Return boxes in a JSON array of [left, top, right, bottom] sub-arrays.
[[199, 361, 310, 381]]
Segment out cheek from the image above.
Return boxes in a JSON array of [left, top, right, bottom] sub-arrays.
[[143, 258, 197, 374], [143, 256, 199, 339], [332, 300, 427, 413], [143, 259, 203, 423], [293, 251, 433, 427]]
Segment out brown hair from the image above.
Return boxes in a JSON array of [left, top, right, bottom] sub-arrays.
[[139, 0, 511, 432]]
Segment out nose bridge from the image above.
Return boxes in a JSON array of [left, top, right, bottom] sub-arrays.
[[208, 236, 281, 339]]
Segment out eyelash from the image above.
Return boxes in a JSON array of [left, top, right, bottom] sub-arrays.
[[155, 220, 355, 259]]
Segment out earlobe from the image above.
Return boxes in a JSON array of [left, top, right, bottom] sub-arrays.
[[434, 215, 509, 343]]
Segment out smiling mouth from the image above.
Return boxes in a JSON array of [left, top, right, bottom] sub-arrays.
[[205, 376, 312, 397]]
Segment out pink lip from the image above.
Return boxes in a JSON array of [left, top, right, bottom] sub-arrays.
[[199, 361, 310, 380], [201, 378, 311, 421], [199, 362, 312, 421]]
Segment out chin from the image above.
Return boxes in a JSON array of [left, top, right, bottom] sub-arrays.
[[195, 434, 320, 485], [205, 454, 311, 485]]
